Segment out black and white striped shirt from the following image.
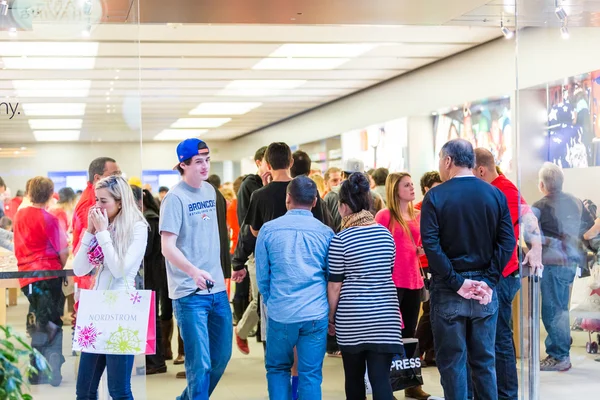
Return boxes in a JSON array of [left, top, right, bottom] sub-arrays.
[[329, 224, 403, 353]]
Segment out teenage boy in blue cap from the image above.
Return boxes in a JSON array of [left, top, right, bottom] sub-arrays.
[[160, 138, 234, 400]]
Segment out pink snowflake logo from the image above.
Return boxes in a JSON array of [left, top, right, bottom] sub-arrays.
[[130, 292, 142, 305], [77, 324, 100, 349]]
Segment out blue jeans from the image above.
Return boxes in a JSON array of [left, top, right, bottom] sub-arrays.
[[540, 265, 577, 361], [495, 275, 521, 400], [265, 317, 328, 400], [76, 353, 134, 400], [173, 291, 233, 400], [430, 274, 499, 400]]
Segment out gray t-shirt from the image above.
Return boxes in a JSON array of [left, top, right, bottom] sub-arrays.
[[159, 180, 224, 299]]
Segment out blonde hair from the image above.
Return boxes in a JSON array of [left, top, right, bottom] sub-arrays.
[[309, 174, 326, 197], [385, 172, 416, 234], [95, 175, 148, 268], [220, 188, 235, 202]]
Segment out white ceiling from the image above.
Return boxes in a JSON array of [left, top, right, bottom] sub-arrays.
[[0, 23, 502, 143]]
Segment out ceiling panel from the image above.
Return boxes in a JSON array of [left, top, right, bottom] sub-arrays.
[[0, 22, 500, 143]]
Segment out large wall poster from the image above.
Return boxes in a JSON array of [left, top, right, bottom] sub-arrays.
[[546, 72, 600, 168], [434, 98, 512, 173]]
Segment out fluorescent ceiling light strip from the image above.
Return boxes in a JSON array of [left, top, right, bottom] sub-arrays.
[[33, 130, 80, 141], [2, 57, 96, 70], [154, 129, 209, 141], [189, 102, 262, 115], [270, 43, 379, 58], [0, 42, 99, 56], [29, 118, 83, 129], [226, 80, 306, 89], [23, 103, 86, 116], [252, 58, 350, 70], [16, 90, 89, 98], [13, 80, 92, 90], [171, 118, 231, 128], [216, 89, 284, 97], [13, 81, 92, 98]]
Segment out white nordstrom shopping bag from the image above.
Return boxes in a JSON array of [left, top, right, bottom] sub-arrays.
[[73, 289, 153, 355]]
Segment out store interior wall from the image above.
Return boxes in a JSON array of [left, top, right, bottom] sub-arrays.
[[407, 116, 435, 202], [227, 28, 600, 203]]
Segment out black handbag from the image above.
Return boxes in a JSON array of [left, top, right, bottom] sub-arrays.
[[390, 339, 424, 391]]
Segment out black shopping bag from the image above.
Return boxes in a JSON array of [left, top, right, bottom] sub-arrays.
[[364, 338, 424, 394], [390, 338, 424, 391]]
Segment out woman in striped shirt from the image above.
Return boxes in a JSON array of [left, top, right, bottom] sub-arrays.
[[327, 172, 402, 400]]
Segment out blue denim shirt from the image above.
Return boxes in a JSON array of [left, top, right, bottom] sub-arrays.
[[255, 209, 334, 324]]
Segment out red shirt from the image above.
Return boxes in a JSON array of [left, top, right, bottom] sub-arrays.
[[227, 199, 240, 254], [375, 209, 424, 290], [491, 174, 531, 277], [72, 182, 96, 289], [49, 207, 69, 234], [5, 197, 23, 220], [14, 207, 67, 288]]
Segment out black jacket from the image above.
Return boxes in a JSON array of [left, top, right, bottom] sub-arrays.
[[237, 174, 263, 225], [214, 187, 231, 279], [232, 174, 263, 271], [143, 209, 166, 289]]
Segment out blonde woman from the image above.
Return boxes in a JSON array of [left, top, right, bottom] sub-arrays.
[[309, 173, 326, 198], [374, 172, 430, 400], [73, 175, 148, 400]]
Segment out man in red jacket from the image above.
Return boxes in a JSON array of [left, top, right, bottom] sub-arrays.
[[72, 157, 121, 290], [473, 148, 543, 399]]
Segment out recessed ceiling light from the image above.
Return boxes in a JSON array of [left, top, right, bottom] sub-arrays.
[[28, 119, 83, 129], [270, 43, 379, 58], [253, 58, 350, 70], [22, 103, 86, 116], [226, 80, 306, 89], [2, 57, 96, 69], [13, 80, 91, 98], [33, 130, 80, 141], [171, 118, 231, 128], [189, 102, 262, 115], [154, 129, 209, 141]]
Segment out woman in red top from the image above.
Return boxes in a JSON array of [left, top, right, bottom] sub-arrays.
[[375, 172, 430, 400], [14, 176, 69, 386]]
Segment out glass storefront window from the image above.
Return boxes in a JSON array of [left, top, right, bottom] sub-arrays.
[[0, 0, 145, 398]]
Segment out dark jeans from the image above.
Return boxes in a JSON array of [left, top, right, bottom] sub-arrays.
[[415, 300, 434, 358], [341, 350, 394, 400], [430, 274, 499, 400], [541, 265, 577, 361], [22, 278, 65, 328], [495, 275, 520, 400], [76, 353, 135, 400], [396, 288, 422, 338]]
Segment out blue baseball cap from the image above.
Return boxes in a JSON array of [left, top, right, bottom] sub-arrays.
[[174, 138, 210, 170]]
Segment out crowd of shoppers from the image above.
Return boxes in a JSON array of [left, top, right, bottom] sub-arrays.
[[3, 132, 599, 400]]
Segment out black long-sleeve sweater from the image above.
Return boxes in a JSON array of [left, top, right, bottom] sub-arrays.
[[420, 176, 516, 291]]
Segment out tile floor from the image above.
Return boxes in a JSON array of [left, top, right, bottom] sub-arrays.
[[6, 297, 600, 399]]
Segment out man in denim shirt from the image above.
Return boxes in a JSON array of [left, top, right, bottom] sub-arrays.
[[255, 176, 334, 400]]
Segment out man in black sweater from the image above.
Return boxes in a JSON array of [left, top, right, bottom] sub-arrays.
[[421, 139, 515, 400]]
